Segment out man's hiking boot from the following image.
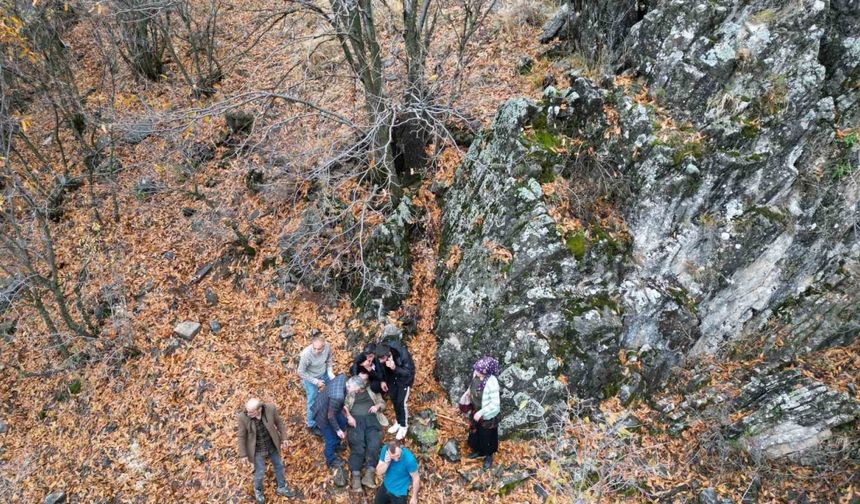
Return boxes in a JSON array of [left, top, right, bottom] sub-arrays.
[[387, 422, 401, 434], [254, 488, 265, 504], [351, 471, 363, 491], [361, 467, 377, 488], [395, 425, 408, 440], [276, 485, 296, 498]]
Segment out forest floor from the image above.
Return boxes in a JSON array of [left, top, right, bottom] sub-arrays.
[[1, 0, 858, 502]]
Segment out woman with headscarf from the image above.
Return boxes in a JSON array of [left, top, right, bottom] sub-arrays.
[[458, 356, 500, 469]]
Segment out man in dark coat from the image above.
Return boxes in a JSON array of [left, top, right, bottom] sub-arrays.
[[312, 373, 349, 468], [237, 398, 296, 503]]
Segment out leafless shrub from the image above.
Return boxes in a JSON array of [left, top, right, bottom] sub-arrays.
[[528, 397, 670, 501], [494, 0, 553, 34]]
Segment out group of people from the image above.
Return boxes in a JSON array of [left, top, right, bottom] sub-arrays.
[[237, 331, 501, 503]]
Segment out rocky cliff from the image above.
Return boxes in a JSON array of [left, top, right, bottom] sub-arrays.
[[433, 0, 859, 451]]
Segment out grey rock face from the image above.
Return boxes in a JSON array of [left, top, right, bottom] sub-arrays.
[[726, 369, 860, 459], [622, 0, 860, 360], [435, 97, 623, 434], [435, 0, 860, 445], [174, 321, 201, 341], [354, 198, 413, 320]]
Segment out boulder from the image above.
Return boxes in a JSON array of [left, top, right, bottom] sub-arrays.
[[203, 288, 218, 306], [120, 119, 154, 145], [174, 321, 201, 341], [0, 419, 7, 434], [278, 322, 295, 342], [44, 492, 66, 504], [438, 438, 460, 462], [538, 3, 571, 44], [208, 320, 221, 334], [353, 197, 413, 320], [434, 97, 624, 434]]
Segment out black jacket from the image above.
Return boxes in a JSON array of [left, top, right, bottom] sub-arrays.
[[380, 340, 415, 387], [349, 351, 385, 394]]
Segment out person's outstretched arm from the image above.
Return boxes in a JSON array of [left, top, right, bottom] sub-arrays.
[[409, 472, 420, 504]]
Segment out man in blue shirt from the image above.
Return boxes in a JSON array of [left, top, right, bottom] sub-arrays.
[[374, 440, 419, 504]]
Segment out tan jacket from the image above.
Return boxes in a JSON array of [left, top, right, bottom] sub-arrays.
[[237, 403, 286, 462], [345, 389, 389, 427]]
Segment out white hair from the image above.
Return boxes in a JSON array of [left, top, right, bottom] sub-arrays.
[[245, 398, 262, 412], [346, 375, 367, 392]]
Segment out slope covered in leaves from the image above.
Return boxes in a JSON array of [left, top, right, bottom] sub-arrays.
[[1, 0, 858, 503]]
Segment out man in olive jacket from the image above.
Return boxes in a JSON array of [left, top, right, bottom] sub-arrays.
[[238, 398, 296, 503]]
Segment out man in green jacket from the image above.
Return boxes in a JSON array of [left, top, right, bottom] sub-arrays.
[[238, 398, 297, 503]]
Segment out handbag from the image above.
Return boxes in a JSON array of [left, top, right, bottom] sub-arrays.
[[458, 390, 473, 415]]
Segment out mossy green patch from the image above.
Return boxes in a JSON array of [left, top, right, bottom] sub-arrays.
[[666, 286, 698, 315], [831, 163, 855, 181], [565, 231, 587, 260], [68, 379, 82, 395]]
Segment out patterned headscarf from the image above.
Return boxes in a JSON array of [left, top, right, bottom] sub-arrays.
[[473, 356, 499, 392]]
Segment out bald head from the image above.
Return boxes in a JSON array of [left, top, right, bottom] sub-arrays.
[[245, 398, 262, 418]]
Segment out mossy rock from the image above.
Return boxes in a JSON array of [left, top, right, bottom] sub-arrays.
[[409, 425, 439, 449]]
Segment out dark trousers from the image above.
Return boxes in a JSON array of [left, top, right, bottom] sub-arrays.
[[373, 485, 407, 504], [253, 451, 285, 491], [388, 383, 410, 427], [467, 419, 499, 456], [319, 412, 347, 466], [347, 415, 382, 471]]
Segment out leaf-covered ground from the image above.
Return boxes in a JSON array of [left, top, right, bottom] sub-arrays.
[[1, 1, 858, 502]]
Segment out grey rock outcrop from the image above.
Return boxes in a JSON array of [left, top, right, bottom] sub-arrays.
[[435, 96, 624, 434], [539, 3, 572, 44], [434, 0, 860, 444], [725, 368, 860, 459], [354, 197, 413, 320]]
